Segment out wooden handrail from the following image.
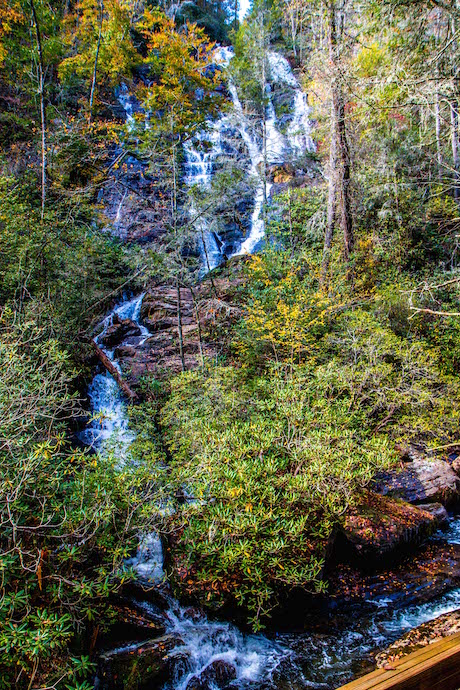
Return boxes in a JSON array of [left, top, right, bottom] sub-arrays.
[[335, 630, 460, 690]]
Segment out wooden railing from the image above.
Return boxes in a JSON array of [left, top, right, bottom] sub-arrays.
[[335, 631, 460, 690]]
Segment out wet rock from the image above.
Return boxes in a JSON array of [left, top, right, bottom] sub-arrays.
[[100, 315, 141, 348], [451, 457, 460, 476], [373, 457, 460, 507], [375, 610, 460, 668], [329, 541, 460, 611], [419, 502, 449, 526], [337, 492, 437, 566], [114, 345, 137, 359], [185, 660, 237, 690], [97, 633, 187, 690], [99, 603, 166, 648]]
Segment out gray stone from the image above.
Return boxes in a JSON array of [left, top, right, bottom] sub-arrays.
[[374, 458, 460, 507]]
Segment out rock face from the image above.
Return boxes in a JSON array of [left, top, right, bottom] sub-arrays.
[[185, 660, 237, 690], [97, 634, 187, 690], [116, 267, 245, 383], [373, 457, 460, 507], [98, 603, 166, 648], [329, 541, 460, 611], [375, 610, 460, 668], [100, 314, 141, 348], [337, 492, 438, 566]]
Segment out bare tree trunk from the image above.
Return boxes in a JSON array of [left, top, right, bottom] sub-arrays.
[[435, 89, 443, 182], [327, 0, 353, 263], [30, 0, 46, 221], [176, 279, 185, 371], [321, 115, 337, 287], [89, 0, 103, 124], [451, 101, 460, 201], [92, 341, 138, 400]]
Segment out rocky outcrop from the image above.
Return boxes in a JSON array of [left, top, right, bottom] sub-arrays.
[[185, 660, 237, 690], [419, 502, 449, 525], [97, 634, 188, 690], [337, 492, 438, 566], [329, 541, 460, 611], [100, 314, 141, 348], [373, 454, 460, 508], [98, 602, 167, 649], [375, 610, 460, 668], [116, 267, 245, 382]]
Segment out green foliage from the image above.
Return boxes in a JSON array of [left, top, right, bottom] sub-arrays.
[[0, 311, 161, 688], [0, 176, 135, 352], [158, 362, 395, 628]]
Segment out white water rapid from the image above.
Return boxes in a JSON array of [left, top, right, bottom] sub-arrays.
[[183, 46, 315, 263], [85, 293, 460, 690]]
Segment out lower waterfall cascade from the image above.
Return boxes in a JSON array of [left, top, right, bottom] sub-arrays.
[[86, 294, 460, 690]]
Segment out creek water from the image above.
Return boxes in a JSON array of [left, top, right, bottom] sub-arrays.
[[86, 48, 460, 690], [85, 294, 460, 690]]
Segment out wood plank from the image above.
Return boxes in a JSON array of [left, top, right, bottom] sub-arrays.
[[335, 631, 460, 690]]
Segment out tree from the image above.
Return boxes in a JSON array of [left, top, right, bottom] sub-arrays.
[[138, 11, 223, 369], [59, 0, 140, 114]]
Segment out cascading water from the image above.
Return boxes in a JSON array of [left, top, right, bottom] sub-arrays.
[[85, 294, 460, 690], [186, 46, 315, 260], [86, 47, 460, 690]]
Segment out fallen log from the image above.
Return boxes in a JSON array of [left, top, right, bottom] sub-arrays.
[[91, 340, 138, 401]]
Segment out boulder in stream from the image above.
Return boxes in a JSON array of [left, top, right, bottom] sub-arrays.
[[336, 491, 438, 566], [100, 314, 141, 348], [373, 455, 460, 507], [97, 634, 188, 690]]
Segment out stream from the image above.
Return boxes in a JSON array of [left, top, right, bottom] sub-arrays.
[[85, 48, 460, 690], [85, 294, 460, 690]]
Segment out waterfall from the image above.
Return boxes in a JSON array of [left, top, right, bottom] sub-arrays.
[[188, 46, 315, 262]]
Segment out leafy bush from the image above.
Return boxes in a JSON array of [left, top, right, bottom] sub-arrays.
[[0, 312, 159, 688], [159, 363, 395, 629]]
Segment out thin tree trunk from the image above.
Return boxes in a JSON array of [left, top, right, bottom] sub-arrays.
[[321, 115, 337, 287], [171, 128, 185, 371], [435, 89, 443, 182], [30, 0, 46, 221], [451, 101, 460, 200], [176, 279, 185, 371], [89, 0, 103, 124], [327, 0, 353, 263]]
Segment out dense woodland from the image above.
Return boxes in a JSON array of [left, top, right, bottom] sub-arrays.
[[3, 0, 460, 688]]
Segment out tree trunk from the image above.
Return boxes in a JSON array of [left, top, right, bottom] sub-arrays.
[[435, 89, 442, 182], [30, 0, 46, 221], [320, 113, 337, 287], [451, 100, 460, 201], [91, 341, 138, 400], [89, 0, 103, 124], [327, 0, 353, 263], [176, 280, 185, 371]]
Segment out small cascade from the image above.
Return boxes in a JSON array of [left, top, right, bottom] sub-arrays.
[[80, 294, 148, 454], [117, 83, 136, 131], [219, 48, 314, 258]]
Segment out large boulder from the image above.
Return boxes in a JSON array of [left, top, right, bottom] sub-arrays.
[[337, 492, 438, 566], [373, 456, 460, 507], [97, 634, 188, 690], [100, 314, 141, 348], [185, 660, 237, 690], [98, 602, 166, 649]]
